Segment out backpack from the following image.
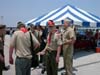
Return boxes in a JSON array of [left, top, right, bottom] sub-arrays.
[[29, 32, 39, 68]]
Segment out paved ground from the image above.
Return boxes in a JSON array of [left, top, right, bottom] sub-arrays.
[[3, 35, 100, 75]]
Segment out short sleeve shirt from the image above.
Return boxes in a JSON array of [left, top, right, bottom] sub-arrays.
[[62, 27, 76, 49], [10, 30, 39, 59], [47, 31, 62, 51]]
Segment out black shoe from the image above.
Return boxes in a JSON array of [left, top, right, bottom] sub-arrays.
[[3, 65, 10, 71], [41, 68, 46, 74]]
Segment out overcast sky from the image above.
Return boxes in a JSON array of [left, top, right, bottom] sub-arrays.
[[0, 0, 100, 27]]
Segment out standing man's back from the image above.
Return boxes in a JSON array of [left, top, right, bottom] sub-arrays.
[[9, 22, 40, 75]]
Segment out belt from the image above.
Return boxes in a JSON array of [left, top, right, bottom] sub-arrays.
[[47, 50, 57, 53], [16, 56, 28, 59]]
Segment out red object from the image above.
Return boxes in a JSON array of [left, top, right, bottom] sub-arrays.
[[20, 27, 28, 33], [95, 32, 99, 40], [74, 40, 94, 49], [48, 32, 52, 45], [47, 29, 58, 45], [47, 20, 55, 27], [96, 47, 100, 53]]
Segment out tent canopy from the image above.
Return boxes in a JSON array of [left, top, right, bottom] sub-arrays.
[[26, 4, 100, 27]]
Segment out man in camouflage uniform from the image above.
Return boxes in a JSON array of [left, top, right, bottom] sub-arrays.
[[0, 25, 6, 75], [62, 19, 76, 75], [38, 20, 62, 75]]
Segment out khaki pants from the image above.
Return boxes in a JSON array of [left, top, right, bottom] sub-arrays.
[[45, 51, 58, 75], [63, 47, 73, 75]]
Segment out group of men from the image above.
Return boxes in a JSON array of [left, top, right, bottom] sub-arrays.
[[0, 19, 76, 75]]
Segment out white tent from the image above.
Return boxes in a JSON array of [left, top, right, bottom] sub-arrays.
[[26, 4, 100, 27]]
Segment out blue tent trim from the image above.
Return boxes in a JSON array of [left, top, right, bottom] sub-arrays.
[[35, 5, 67, 23], [89, 13, 100, 20], [53, 10, 86, 21], [97, 23, 100, 27], [32, 13, 47, 23], [71, 5, 99, 22], [82, 22, 90, 27]]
